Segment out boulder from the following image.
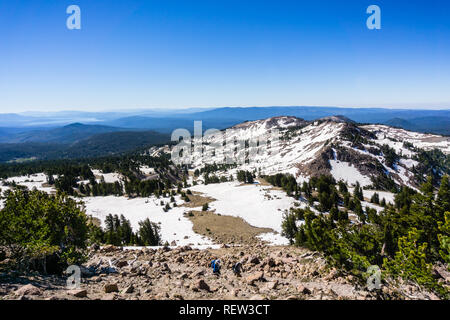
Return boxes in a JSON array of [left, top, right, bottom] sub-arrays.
[[265, 281, 279, 290], [116, 260, 128, 268], [104, 283, 119, 293], [246, 271, 264, 285], [179, 246, 192, 252], [161, 263, 171, 273], [121, 285, 134, 294], [195, 279, 210, 291], [68, 289, 87, 298], [192, 269, 205, 277], [249, 256, 260, 265], [172, 293, 184, 300], [178, 273, 189, 280], [297, 285, 312, 295], [101, 245, 121, 253], [15, 284, 42, 296], [263, 257, 276, 268]]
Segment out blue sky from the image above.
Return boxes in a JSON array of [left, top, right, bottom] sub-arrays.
[[0, 0, 449, 112]]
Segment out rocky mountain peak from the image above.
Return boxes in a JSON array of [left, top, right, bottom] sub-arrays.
[[231, 116, 308, 131]]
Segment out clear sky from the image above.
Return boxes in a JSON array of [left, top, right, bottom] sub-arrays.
[[0, 0, 449, 112]]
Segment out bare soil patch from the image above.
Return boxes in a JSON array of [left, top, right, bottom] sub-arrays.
[[181, 192, 216, 208], [187, 210, 273, 245]]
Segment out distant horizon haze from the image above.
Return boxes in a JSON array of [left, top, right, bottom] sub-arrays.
[[3, 104, 450, 115]]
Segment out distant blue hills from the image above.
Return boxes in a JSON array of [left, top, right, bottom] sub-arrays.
[[0, 106, 449, 145]]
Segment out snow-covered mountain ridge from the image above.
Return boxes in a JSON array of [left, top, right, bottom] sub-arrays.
[[151, 116, 450, 190]]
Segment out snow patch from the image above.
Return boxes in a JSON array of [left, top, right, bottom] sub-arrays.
[[329, 160, 372, 187]]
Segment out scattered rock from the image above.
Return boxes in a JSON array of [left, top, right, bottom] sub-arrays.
[[121, 285, 134, 294], [161, 263, 171, 273], [263, 257, 276, 268], [249, 256, 260, 265], [192, 269, 205, 277], [1, 245, 442, 301], [15, 284, 42, 296], [297, 285, 312, 295], [172, 293, 184, 300], [178, 273, 189, 280], [250, 294, 267, 300], [116, 260, 128, 268], [68, 289, 87, 298], [102, 293, 119, 300], [101, 245, 121, 253], [433, 265, 450, 284], [246, 271, 264, 285], [80, 266, 94, 277], [104, 283, 119, 293], [195, 279, 210, 291], [265, 280, 279, 290]]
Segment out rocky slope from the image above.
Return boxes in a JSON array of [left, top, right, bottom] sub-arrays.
[[0, 244, 443, 301]]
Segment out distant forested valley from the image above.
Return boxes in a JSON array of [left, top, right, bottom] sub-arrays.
[[0, 130, 170, 163]]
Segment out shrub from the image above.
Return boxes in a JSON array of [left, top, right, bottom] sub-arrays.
[[0, 189, 89, 273], [383, 228, 435, 288], [438, 212, 450, 265]]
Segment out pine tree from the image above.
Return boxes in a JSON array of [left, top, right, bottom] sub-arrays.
[[354, 199, 365, 224], [436, 175, 450, 219], [353, 181, 364, 201], [138, 218, 161, 246], [371, 192, 380, 204], [281, 212, 298, 244], [119, 215, 133, 245]]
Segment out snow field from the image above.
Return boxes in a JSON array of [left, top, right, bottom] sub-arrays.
[[83, 195, 214, 247], [190, 181, 297, 244]]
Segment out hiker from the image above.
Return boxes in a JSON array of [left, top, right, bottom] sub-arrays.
[[232, 262, 243, 276], [211, 259, 221, 275]]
